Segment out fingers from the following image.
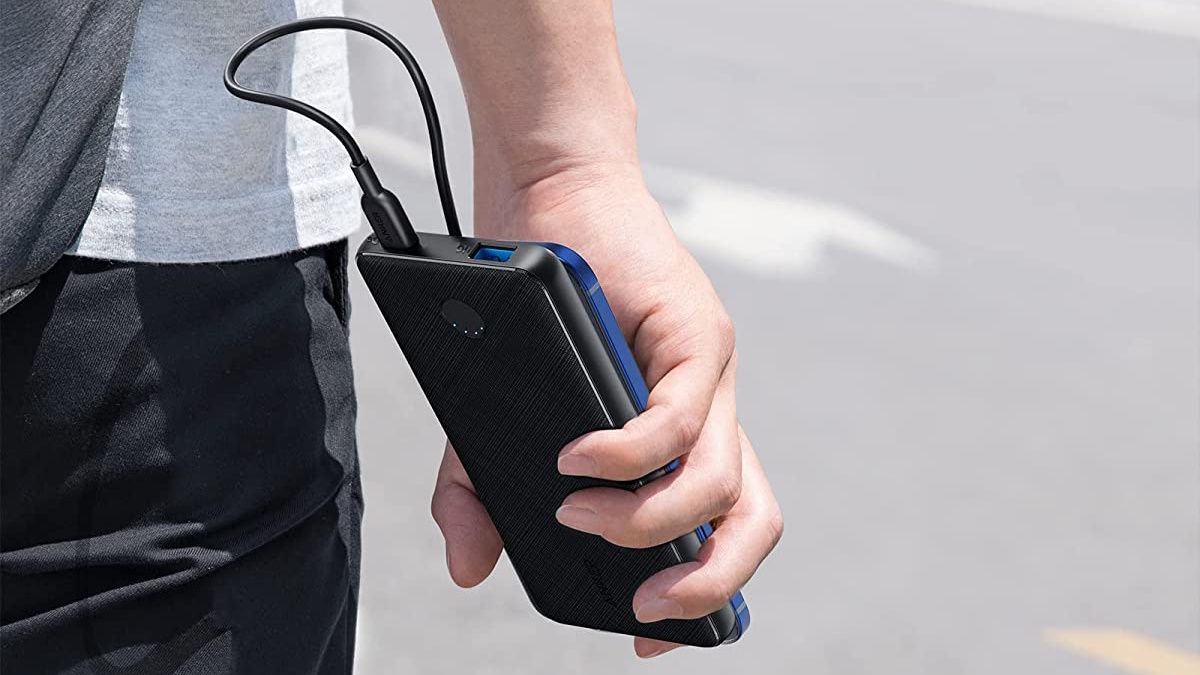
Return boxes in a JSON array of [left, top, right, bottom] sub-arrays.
[[556, 368, 741, 548], [631, 430, 783, 623], [558, 314, 735, 482], [632, 637, 682, 659], [430, 442, 504, 588]]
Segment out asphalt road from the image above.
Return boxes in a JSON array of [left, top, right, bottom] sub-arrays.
[[337, 1, 1200, 672]]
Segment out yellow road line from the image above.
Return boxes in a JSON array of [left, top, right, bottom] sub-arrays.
[[1046, 628, 1200, 675]]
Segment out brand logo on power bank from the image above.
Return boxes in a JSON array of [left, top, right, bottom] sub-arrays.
[[440, 299, 485, 339], [583, 559, 620, 609]]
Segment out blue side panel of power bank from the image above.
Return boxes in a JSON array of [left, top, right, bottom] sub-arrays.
[[539, 243, 750, 641]]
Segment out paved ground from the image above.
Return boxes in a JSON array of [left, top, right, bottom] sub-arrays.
[[339, 1, 1199, 672]]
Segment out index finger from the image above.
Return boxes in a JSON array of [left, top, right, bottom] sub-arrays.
[[558, 314, 735, 481]]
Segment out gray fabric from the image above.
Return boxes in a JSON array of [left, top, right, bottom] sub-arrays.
[[1, 0, 144, 310], [0, 280, 37, 314], [68, 0, 361, 264]]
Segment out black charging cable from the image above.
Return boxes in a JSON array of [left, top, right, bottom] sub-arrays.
[[225, 16, 463, 250]]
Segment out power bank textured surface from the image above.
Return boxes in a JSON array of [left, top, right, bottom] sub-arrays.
[[358, 236, 737, 646]]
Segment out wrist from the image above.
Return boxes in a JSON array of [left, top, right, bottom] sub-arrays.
[[469, 93, 640, 190], [470, 100, 644, 236], [474, 158, 648, 240]]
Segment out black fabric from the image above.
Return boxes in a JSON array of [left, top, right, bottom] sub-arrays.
[[0, 242, 361, 674], [1, 0, 144, 306]]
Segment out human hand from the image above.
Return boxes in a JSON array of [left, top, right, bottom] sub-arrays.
[[430, 163, 784, 658]]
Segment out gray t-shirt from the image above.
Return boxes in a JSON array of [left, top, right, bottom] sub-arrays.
[[1, 0, 141, 309], [67, 0, 361, 263]]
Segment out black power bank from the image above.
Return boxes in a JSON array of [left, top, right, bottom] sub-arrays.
[[358, 232, 749, 646]]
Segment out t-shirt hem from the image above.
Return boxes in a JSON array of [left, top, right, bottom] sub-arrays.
[[68, 176, 363, 264], [66, 224, 363, 264]]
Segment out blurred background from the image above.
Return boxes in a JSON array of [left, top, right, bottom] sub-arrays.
[[341, 0, 1199, 673]]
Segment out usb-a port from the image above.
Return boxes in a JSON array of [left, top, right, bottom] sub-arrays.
[[471, 245, 515, 262]]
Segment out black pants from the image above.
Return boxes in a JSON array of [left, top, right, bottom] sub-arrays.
[[1, 244, 362, 674]]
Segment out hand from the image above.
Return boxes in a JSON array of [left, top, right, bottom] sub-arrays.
[[430, 163, 784, 657]]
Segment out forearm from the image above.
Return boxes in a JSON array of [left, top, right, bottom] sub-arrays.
[[431, 0, 641, 222]]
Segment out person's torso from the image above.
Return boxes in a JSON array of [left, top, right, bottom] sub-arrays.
[[69, 0, 361, 263]]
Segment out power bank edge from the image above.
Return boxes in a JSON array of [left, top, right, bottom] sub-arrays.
[[544, 242, 750, 642]]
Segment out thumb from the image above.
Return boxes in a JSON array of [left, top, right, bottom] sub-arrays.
[[431, 442, 503, 588]]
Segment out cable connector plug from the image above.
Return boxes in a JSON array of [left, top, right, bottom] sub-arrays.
[[354, 159, 420, 250]]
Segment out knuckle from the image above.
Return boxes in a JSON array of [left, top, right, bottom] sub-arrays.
[[726, 347, 739, 374], [765, 506, 785, 548], [715, 311, 736, 359], [429, 487, 449, 524], [699, 569, 736, 606], [710, 471, 743, 515], [667, 409, 704, 453]]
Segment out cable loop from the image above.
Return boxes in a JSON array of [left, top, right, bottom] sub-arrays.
[[225, 17, 461, 237]]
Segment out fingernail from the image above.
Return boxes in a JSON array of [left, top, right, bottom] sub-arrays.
[[555, 504, 601, 534], [634, 598, 684, 623], [557, 451, 596, 476]]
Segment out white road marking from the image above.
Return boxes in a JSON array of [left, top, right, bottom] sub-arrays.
[[645, 166, 936, 277], [358, 125, 937, 277], [940, 0, 1200, 39]]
